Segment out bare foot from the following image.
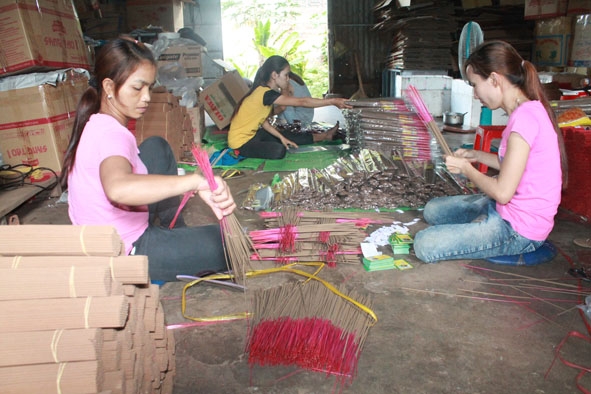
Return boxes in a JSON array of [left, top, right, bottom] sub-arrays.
[[313, 121, 339, 142]]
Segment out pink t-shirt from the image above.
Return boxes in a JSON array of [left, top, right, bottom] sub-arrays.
[[496, 100, 562, 241], [68, 113, 149, 254]]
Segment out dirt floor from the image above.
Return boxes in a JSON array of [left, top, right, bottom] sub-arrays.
[[6, 159, 591, 394]]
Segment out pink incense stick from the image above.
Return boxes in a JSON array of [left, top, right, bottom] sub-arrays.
[[168, 143, 217, 229]]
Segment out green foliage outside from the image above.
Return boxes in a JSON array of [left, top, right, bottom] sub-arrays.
[[220, 1, 329, 98]]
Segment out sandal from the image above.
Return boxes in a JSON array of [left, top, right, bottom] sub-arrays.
[[221, 169, 244, 179], [573, 238, 591, 248]]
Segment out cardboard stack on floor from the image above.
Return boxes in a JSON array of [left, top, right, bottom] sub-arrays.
[[133, 87, 202, 161], [0, 225, 175, 394]]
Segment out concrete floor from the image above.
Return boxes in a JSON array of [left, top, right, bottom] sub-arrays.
[[7, 132, 591, 394]]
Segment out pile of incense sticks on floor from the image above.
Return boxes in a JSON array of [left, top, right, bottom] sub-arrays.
[[344, 98, 434, 160], [246, 278, 376, 388], [249, 208, 371, 266], [0, 225, 175, 394]]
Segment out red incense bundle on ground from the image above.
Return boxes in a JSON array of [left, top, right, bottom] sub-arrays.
[[246, 278, 376, 387]]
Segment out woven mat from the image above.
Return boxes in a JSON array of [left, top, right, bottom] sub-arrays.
[[202, 126, 349, 172]]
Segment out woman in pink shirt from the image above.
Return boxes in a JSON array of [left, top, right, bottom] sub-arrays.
[[60, 36, 236, 282], [414, 41, 568, 264]]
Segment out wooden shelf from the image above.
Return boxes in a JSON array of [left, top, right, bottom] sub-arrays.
[[0, 177, 56, 218]]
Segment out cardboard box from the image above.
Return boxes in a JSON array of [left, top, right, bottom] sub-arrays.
[[199, 71, 249, 130], [134, 90, 193, 160], [0, 70, 89, 172], [534, 17, 572, 67], [0, 0, 90, 77], [185, 105, 205, 143], [158, 44, 203, 78], [567, 0, 591, 15], [126, 0, 183, 32], [78, 2, 128, 41], [570, 14, 591, 67], [524, 0, 568, 20]]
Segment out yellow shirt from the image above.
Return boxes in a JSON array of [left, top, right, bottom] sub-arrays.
[[228, 86, 277, 149]]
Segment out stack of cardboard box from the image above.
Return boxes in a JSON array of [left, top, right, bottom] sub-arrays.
[[199, 70, 250, 130], [133, 87, 203, 161], [0, 0, 91, 173], [529, 0, 591, 69]]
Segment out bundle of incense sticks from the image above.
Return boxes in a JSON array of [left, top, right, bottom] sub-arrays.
[[344, 99, 433, 159], [0, 225, 175, 394], [258, 209, 397, 228], [191, 143, 256, 285], [246, 279, 376, 388], [405, 85, 453, 156], [249, 208, 367, 266]]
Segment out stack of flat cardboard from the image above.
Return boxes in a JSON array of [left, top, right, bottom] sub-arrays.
[[133, 88, 200, 161], [0, 225, 175, 394]]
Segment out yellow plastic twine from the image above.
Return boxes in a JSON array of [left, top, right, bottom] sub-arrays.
[[181, 262, 378, 325]]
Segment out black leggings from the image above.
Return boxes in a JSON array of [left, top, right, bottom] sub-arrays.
[[237, 128, 313, 159], [132, 136, 227, 282]]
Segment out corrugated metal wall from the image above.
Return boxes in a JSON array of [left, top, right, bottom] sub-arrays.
[[327, 0, 392, 97]]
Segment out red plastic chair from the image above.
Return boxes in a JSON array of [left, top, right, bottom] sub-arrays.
[[473, 125, 504, 173]]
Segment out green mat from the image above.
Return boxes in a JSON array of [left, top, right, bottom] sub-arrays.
[[262, 147, 344, 172], [202, 126, 349, 172], [210, 146, 346, 172]]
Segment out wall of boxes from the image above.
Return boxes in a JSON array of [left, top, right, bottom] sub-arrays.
[[528, 0, 591, 71], [0, 0, 208, 173], [0, 0, 92, 172]]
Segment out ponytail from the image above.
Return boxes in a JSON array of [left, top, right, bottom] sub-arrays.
[[466, 41, 568, 189], [59, 35, 156, 189], [59, 86, 100, 189], [522, 60, 568, 189]]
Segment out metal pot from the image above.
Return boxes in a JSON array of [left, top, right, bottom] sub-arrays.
[[443, 112, 467, 126]]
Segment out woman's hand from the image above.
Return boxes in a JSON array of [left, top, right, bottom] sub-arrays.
[[281, 137, 298, 150], [444, 149, 479, 175], [195, 175, 236, 220], [452, 148, 479, 163], [330, 97, 353, 109]]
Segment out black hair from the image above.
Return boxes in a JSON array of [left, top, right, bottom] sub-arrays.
[[465, 40, 568, 188], [60, 36, 156, 188]]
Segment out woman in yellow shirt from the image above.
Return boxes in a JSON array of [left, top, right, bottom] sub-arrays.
[[228, 56, 351, 159]]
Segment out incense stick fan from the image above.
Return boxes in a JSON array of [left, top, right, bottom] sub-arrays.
[[172, 144, 257, 285], [405, 85, 453, 156]]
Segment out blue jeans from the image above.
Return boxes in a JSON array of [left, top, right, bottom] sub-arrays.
[[414, 194, 544, 263], [132, 137, 227, 282]]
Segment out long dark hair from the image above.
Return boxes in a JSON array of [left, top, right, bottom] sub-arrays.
[[465, 40, 568, 189], [59, 36, 156, 188], [289, 71, 305, 86], [231, 55, 290, 120]]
